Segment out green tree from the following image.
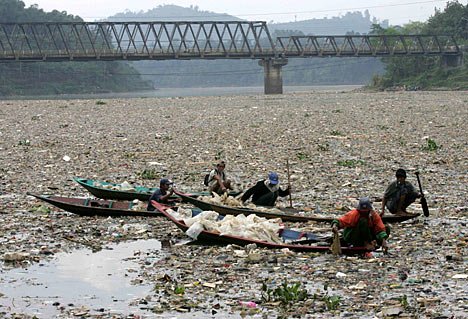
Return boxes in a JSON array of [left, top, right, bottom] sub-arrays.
[[424, 1, 468, 39], [0, 0, 151, 96], [369, 0, 467, 90]]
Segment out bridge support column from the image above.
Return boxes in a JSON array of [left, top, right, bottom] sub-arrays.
[[441, 54, 464, 68], [259, 58, 288, 94]]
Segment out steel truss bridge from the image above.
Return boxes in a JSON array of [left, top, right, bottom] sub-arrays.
[[0, 21, 463, 93]]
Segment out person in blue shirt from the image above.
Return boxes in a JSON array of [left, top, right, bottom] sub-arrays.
[[147, 178, 176, 211]]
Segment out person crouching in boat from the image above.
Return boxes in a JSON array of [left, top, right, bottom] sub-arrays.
[[331, 197, 389, 252], [241, 172, 291, 207], [147, 178, 178, 211], [207, 161, 232, 195], [381, 168, 420, 216]]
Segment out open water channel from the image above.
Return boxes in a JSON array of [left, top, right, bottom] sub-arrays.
[[0, 239, 251, 318], [0, 239, 159, 317]]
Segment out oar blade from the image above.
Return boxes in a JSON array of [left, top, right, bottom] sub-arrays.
[[331, 232, 342, 255], [415, 172, 430, 217], [421, 196, 430, 217]]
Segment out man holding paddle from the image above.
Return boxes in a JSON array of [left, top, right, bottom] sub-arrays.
[[381, 169, 421, 216]]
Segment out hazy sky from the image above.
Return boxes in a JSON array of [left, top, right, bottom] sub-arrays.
[[21, 0, 462, 25]]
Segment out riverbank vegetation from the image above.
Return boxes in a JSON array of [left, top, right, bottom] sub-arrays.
[[0, 0, 151, 96], [368, 1, 468, 91]]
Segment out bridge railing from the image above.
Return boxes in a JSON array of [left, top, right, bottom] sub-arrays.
[[275, 35, 460, 57]]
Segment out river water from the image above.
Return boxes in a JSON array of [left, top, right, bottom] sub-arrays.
[[0, 239, 249, 318]]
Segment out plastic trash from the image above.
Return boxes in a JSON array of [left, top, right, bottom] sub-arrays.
[[185, 222, 204, 239], [239, 301, 257, 308], [314, 204, 322, 214]]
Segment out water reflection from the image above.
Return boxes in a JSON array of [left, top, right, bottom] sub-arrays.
[[0, 239, 161, 317]]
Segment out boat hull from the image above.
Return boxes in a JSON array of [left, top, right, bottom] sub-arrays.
[[28, 193, 162, 217], [174, 191, 419, 223], [152, 201, 369, 254], [74, 177, 240, 201]]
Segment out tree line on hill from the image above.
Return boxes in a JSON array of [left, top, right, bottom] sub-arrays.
[[0, 0, 151, 97]]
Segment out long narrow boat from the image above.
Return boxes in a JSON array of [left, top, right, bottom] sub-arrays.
[[28, 193, 163, 217], [174, 190, 420, 223], [74, 177, 240, 201], [151, 201, 369, 255]]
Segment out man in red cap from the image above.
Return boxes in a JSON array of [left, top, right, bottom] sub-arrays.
[[332, 197, 389, 252]]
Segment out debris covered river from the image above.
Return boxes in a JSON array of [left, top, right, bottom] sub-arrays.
[[0, 90, 466, 318]]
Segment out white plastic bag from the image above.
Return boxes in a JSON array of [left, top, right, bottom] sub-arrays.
[[185, 222, 204, 239]]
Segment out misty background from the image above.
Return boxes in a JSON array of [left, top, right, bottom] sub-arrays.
[[1, 0, 466, 96], [110, 5, 387, 89]]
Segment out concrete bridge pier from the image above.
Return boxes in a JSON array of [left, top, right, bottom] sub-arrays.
[[259, 58, 288, 94], [441, 54, 464, 68]]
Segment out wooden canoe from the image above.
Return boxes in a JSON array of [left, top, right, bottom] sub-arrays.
[[151, 201, 369, 255], [74, 177, 240, 201], [28, 193, 162, 217], [174, 190, 420, 223]]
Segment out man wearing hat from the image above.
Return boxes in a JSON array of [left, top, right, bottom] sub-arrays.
[[147, 178, 176, 211], [332, 197, 389, 252], [241, 172, 291, 206], [381, 168, 420, 216]]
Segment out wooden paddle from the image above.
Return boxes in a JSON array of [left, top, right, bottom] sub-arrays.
[[286, 158, 293, 208], [415, 172, 430, 217], [331, 231, 342, 255]]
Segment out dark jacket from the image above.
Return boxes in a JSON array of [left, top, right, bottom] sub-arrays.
[[383, 181, 417, 200], [241, 180, 289, 204]]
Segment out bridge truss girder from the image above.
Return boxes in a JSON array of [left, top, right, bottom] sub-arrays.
[[0, 22, 464, 95], [0, 21, 276, 61], [275, 35, 460, 57], [0, 22, 462, 62]]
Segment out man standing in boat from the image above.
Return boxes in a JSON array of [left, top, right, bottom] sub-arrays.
[[241, 172, 291, 206], [332, 197, 389, 252], [147, 178, 177, 210], [207, 161, 232, 195], [381, 168, 420, 216]]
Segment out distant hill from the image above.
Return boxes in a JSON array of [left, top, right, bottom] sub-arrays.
[[109, 4, 242, 22], [269, 10, 389, 35], [107, 5, 385, 88], [110, 6, 388, 34]]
